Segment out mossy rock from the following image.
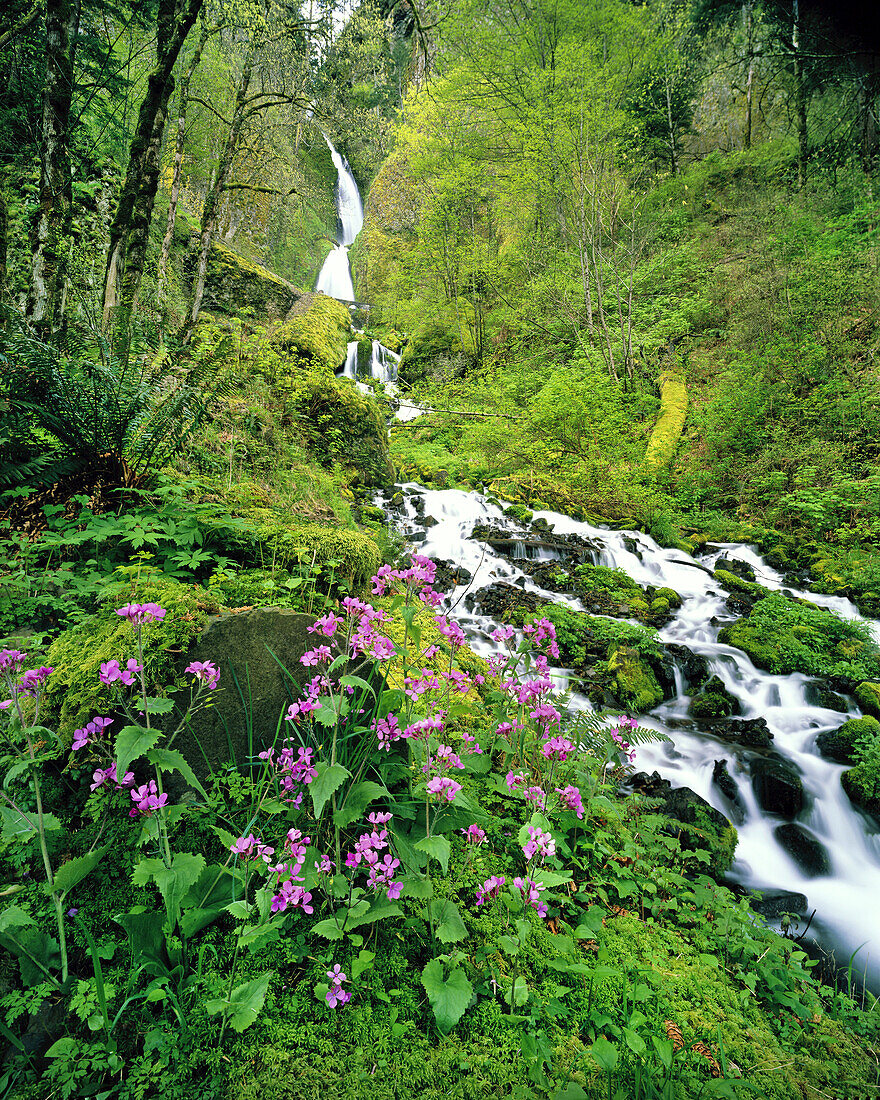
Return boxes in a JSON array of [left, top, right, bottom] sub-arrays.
[[43, 578, 222, 736], [202, 240, 300, 321], [607, 645, 664, 713], [854, 681, 880, 719], [689, 675, 740, 721], [277, 293, 352, 372], [816, 716, 880, 764], [841, 766, 880, 819], [713, 568, 766, 597], [650, 597, 670, 615], [629, 597, 651, 614], [654, 586, 682, 609], [658, 786, 738, 878], [504, 504, 533, 524]]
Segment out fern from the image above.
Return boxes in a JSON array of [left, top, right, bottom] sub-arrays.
[[0, 307, 234, 489], [561, 709, 672, 755]]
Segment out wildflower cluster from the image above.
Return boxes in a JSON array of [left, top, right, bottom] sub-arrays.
[[325, 964, 350, 1008], [0, 649, 53, 719], [258, 742, 317, 807], [344, 812, 402, 900]]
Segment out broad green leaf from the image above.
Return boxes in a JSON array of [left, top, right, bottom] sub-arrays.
[[115, 724, 161, 779], [532, 869, 572, 890], [430, 899, 468, 944], [340, 675, 376, 696], [332, 780, 387, 828], [0, 906, 34, 933], [132, 852, 206, 929], [1, 806, 60, 841], [311, 918, 345, 941], [314, 703, 341, 728], [591, 1036, 619, 1073], [552, 1085, 589, 1100], [225, 901, 253, 920], [205, 971, 271, 1033], [415, 835, 450, 874], [504, 975, 529, 1006], [144, 696, 174, 714], [146, 747, 207, 798], [401, 876, 433, 899], [51, 844, 111, 897], [309, 762, 352, 819], [345, 897, 403, 930], [115, 910, 167, 974], [624, 1028, 647, 1056], [421, 959, 473, 1033], [499, 934, 520, 955], [237, 923, 280, 953], [351, 949, 375, 979], [179, 907, 223, 937]]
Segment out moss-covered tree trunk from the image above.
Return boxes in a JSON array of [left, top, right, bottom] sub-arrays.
[[792, 0, 809, 188], [102, 0, 204, 346], [157, 19, 210, 306], [180, 41, 257, 345], [26, 0, 80, 340], [0, 189, 7, 303]]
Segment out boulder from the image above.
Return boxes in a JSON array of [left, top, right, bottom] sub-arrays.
[[170, 608, 373, 781], [712, 759, 746, 824], [705, 716, 773, 749], [465, 582, 543, 619], [841, 767, 880, 820], [430, 559, 474, 593], [715, 557, 756, 582], [750, 757, 804, 818], [666, 644, 710, 692], [750, 890, 809, 919], [774, 823, 831, 877], [803, 682, 849, 711], [688, 674, 741, 720], [607, 645, 664, 712], [854, 682, 880, 719], [816, 716, 880, 765]]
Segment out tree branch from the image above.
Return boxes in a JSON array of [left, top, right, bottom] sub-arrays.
[[0, 1, 41, 51]]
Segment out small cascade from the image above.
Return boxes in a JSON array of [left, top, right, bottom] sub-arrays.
[[315, 136, 425, 421], [380, 481, 880, 990]]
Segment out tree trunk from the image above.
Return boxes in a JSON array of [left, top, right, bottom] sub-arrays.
[[180, 42, 256, 345], [102, 0, 205, 342], [0, 189, 7, 302], [664, 56, 678, 176], [743, 0, 754, 149], [27, 0, 80, 339], [792, 0, 808, 188], [157, 20, 210, 306], [859, 64, 878, 174]]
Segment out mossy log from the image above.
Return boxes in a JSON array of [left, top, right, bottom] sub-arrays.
[[645, 372, 688, 473]]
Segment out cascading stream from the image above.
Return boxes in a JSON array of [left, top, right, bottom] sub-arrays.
[[381, 481, 880, 990], [315, 135, 424, 419]]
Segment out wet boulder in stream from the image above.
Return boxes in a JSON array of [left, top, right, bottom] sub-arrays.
[[465, 582, 542, 619], [750, 756, 805, 818], [774, 823, 831, 877], [688, 674, 741, 720], [712, 759, 746, 824], [607, 645, 665, 712], [816, 716, 880, 764], [430, 559, 474, 594], [704, 716, 774, 750], [665, 644, 710, 692]]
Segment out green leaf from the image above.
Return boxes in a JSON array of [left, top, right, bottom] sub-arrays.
[[144, 696, 174, 714], [309, 762, 352, 819], [430, 899, 468, 944], [532, 869, 572, 890], [51, 844, 111, 897], [624, 1028, 647, 1056], [332, 780, 388, 828], [340, 675, 376, 696], [415, 835, 450, 874], [146, 748, 207, 798], [591, 1036, 619, 1074], [205, 971, 271, 1033], [345, 897, 403, 930], [552, 1085, 589, 1100], [132, 853, 206, 929], [0, 906, 34, 933], [1, 806, 60, 841], [401, 876, 433, 899], [314, 703, 341, 727], [504, 975, 528, 1006], [351, 949, 375, 979], [421, 958, 473, 1033], [115, 910, 167, 974], [499, 934, 520, 955], [115, 725, 161, 779], [311, 918, 346, 941]]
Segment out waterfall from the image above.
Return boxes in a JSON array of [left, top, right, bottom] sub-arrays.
[[315, 135, 425, 420], [381, 482, 880, 990]]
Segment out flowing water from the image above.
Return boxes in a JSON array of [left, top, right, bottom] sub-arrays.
[[316, 136, 425, 419], [315, 136, 880, 987], [380, 482, 880, 990]]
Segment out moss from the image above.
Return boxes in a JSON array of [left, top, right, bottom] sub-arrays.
[[841, 766, 880, 818], [854, 681, 880, 719], [816, 716, 880, 764], [718, 593, 880, 681], [607, 645, 664, 712], [654, 586, 682, 608], [649, 597, 670, 614], [257, 524, 381, 589], [713, 568, 766, 597], [203, 241, 299, 321], [277, 292, 352, 372], [645, 372, 688, 472], [42, 577, 222, 735]]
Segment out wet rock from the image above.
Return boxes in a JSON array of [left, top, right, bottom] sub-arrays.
[[662, 786, 732, 832], [715, 557, 756, 582], [688, 675, 741, 720], [629, 770, 672, 798], [774, 823, 831, 877], [750, 890, 809, 919], [430, 559, 474, 594], [423, 516, 438, 527], [712, 759, 746, 824], [666, 644, 710, 692], [388, 490, 405, 510], [464, 582, 542, 619], [816, 716, 880, 765], [804, 682, 849, 711], [854, 681, 880, 719], [841, 767, 880, 820], [705, 716, 773, 749], [607, 645, 664, 712], [750, 757, 804, 818]]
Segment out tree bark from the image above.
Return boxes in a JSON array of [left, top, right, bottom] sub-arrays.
[[27, 0, 80, 339], [743, 0, 754, 149], [792, 0, 808, 188], [0, 189, 7, 302], [102, 0, 205, 341], [859, 63, 879, 174], [157, 19, 210, 306], [180, 41, 257, 345]]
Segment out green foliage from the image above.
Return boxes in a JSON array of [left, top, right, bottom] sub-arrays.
[[719, 593, 880, 682]]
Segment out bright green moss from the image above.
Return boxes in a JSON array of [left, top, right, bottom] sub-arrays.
[[607, 645, 664, 712], [645, 373, 688, 472]]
